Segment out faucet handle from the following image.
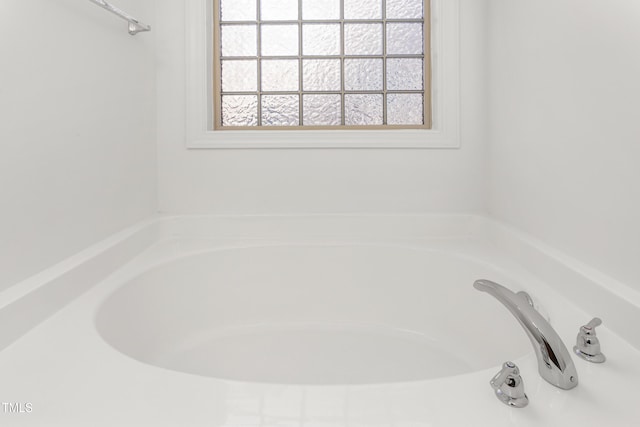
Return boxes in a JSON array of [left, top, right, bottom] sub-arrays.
[[490, 362, 529, 408], [584, 317, 602, 331], [574, 317, 606, 363]]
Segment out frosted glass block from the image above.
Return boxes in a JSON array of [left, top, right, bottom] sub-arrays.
[[221, 25, 257, 57], [261, 0, 298, 20], [302, 0, 340, 19], [222, 95, 258, 126], [302, 24, 341, 56], [262, 95, 300, 126], [261, 25, 299, 56], [344, 0, 382, 19], [221, 60, 257, 92], [303, 95, 341, 126], [302, 60, 341, 91], [220, 0, 256, 21], [344, 23, 383, 56], [386, 0, 423, 19], [261, 60, 299, 91], [387, 23, 423, 55], [345, 94, 383, 125], [387, 93, 423, 125], [386, 58, 423, 90], [345, 58, 383, 91]]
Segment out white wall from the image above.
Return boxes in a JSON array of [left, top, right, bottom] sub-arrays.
[[0, 0, 157, 290], [488, 0, 640, 288], [4, 0, 637, 296], [156, 0, 489, 215]]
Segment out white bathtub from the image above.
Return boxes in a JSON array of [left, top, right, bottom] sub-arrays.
[[96, 244, 529, 385], [1, 215, 639, 426]]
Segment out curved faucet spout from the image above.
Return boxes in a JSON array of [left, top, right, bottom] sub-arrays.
[[474, 279, 578, 390]]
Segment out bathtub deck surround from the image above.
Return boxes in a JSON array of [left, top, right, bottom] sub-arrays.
[[1, 215, 639, 426]]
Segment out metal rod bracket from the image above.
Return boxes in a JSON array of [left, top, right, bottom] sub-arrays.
[[89, 0, 151, 36]]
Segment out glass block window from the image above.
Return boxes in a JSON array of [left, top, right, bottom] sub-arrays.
[[214, 0, 431, 129]]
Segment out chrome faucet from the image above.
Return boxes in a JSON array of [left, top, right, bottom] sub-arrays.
[[473, 279, 578, 390]]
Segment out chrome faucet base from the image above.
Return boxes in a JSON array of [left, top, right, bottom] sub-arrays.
[[574, 346, 606, 363], [495, 389, 529, 408]]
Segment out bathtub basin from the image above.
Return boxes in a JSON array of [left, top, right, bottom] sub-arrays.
[[96, 244, 529, 384]]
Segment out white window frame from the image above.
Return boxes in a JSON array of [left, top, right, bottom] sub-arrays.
[[185, 0, 460, 149]]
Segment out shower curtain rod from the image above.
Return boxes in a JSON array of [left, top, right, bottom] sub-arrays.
[[88, 0, 151, 35]]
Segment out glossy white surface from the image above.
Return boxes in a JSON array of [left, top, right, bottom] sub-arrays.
[[1, 215, 639, 426]]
